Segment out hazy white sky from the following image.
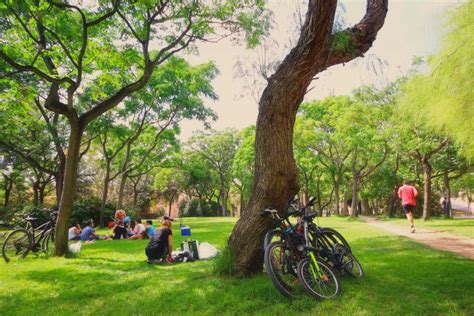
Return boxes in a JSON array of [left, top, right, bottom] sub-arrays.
[[179, 0, 461, 139]]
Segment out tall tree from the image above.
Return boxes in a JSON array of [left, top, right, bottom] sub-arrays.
[[0, 1, 268, 255], [229, 0, 388, 275]]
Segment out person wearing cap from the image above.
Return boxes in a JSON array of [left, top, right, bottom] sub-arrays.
[[145, 216, 174, 263]]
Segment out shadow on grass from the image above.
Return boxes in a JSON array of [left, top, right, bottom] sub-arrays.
[[1, 234, 473, 315]]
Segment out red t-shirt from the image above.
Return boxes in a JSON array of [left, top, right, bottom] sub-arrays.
[[398, 185, 418, 206]]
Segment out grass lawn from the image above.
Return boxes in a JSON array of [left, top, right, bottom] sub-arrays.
[[1, 216, 473, 315], [376, 217, 474, 239]]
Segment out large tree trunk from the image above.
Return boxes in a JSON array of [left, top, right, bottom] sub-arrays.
[[54, 121, 84, 256], [422, 158, 432, 221], [54, 158, 66, 203], [32, 180, 40, 206], [228, 0, 388, 275]]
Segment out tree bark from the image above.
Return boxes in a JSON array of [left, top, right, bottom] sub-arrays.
[[443, 170, 452, 218], [54, 120, 84, 256], [99, 160, 111, 227], [3, 175, 13, 207], [350, 175, 360, 217], [228, 0, 388, 275], [422, 158, 432, 221]]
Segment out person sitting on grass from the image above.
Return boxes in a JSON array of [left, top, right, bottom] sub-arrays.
[[68, 222, 81, 241], [145, 216, 173, 264], [113, 220, 127, 240], [80, 219, 111, 242], [80, 219, 100, 242], [145, 220, 155, 239], [128, 218, 146, 240]]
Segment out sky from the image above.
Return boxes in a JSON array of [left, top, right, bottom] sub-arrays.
[[178, 0, 461, 140]]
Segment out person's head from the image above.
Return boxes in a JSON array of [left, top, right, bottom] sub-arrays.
[[403, 179, 411, 185], [136, 218, 142, 224], [86, 219, 94, 228], [75, 222, 81, 228], [146, 220, 153, 226], [162, 216, 173, 229]]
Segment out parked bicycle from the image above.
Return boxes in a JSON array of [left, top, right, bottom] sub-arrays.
[[2, 208, 57, 263], [260, 197, 340, 299]]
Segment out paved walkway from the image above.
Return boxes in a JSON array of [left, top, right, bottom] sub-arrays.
[[361, 216, 474, 260]]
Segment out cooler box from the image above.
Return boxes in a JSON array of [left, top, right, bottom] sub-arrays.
[[180, 226, 191, 236]]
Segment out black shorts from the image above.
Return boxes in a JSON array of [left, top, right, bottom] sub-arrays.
[[402, 204, 415, 214]]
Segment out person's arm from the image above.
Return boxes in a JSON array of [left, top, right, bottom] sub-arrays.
[[397, 187, 402, 198], [413, 187, 418, 197]]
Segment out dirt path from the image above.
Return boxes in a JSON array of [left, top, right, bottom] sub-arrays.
[[361, 216, 474, 260]]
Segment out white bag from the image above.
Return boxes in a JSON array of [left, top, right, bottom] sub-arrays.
[[197, 242, 218, 260], [68, 241, 82, 254]]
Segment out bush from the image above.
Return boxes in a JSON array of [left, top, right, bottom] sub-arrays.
[[0, 205, 55, 228], [70, 198, 116, 226]]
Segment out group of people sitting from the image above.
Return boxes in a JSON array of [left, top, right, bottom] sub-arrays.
[[67, 209, 175, 263], [68, 209, 157, 242]]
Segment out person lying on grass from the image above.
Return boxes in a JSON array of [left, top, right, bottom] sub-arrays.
[[128, 218, 146, 240], [145, 216, 173, 264], [80, 219, 111, 242]]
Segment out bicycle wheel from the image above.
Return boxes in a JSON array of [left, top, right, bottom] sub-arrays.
[[297, 256, 340, 300], [320, 227, 351, 250], [42, 229, 55, 256], [340, 252, 364, 278], [264, 241, 300, 298], [2, 229, 32, 263]]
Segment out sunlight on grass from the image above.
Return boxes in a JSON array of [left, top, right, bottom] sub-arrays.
[[1, 217, 473, 315]]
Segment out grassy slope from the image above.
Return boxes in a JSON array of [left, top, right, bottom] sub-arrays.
[[0, 217, 473, 315], [377, 217, 474, 239]]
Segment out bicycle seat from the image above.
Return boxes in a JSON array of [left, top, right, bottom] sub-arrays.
[[302, 212, 317, 221], [26, 216, 38, 222], [259, 208, 278, 217]]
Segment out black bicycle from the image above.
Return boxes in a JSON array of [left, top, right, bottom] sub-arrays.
[[2, 209, 57, 263], [263, 197, 363, 279], [261, 197, 340, 299]]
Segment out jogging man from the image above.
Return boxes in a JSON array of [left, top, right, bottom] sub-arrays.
[[398, 180, 418, 233]]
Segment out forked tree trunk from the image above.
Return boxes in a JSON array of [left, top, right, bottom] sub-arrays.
[[54, 121, 84, 256], [228, 0, 388, 275]]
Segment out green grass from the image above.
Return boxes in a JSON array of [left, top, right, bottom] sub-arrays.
[[1, 217, 473, 315], [376, 217, 474, 239]]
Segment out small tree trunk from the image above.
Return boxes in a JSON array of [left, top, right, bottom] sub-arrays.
[[219, 185, 227, 216], [422, 159, 432, 221], [54, 121, 85, 256], [350, 175, 360, 217], [38, 182, 47, 205], [333, 178, 340, 216], [117, 171, 127, 210], [443, 171, 452, 218], [361, 198, 369, 215], [3, 175, 13, 207], [99, 161, 111, 227], [32, 181, 40, 206]]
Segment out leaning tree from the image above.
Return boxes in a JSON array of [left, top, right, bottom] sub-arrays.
[[0, 0, 268, 256], [228, 0, 389, 275]]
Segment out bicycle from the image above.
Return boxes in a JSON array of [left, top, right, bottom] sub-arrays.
[[2, 209, 57, 263], [261, 197, 340, 299], [263, 197, 364, 279]]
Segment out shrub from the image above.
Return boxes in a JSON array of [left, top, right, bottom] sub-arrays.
[[70, 198, 116, 226], [213, 244, 237, 276]]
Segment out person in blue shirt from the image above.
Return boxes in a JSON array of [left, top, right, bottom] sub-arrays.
[[145, 220, 155, 239], [80, 219, 100, 242]]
